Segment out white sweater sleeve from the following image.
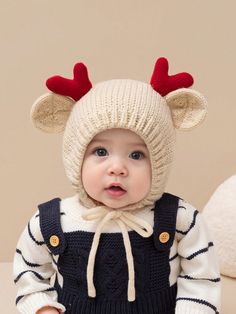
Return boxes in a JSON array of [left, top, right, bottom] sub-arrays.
[[13, 211, 66, 314], [175, 200, 221, 314]]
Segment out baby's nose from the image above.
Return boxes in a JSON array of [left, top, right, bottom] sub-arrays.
[[107, 160, 128, 176]]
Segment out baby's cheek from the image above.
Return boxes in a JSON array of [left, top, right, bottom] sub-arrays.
[[81, 164, 92, 192], [133, 180, 150, 201]]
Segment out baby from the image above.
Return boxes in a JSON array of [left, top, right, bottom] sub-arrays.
[[13, 58, 221, 314]]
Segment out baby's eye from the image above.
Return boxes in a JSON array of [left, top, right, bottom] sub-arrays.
[[129, 151, 144, 160], [94, 148, 108, 157]]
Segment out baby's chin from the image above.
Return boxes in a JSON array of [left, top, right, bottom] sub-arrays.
[[87, 196, 129, 209], [85, 193, 143, 210], [96, 199, 139, 210]]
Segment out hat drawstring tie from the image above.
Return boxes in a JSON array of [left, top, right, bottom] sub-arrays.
[[83, 207, 153, 302]]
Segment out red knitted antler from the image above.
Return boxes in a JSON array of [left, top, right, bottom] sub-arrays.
[[46, 63, 92, 101], [150, 57, 194, 97]]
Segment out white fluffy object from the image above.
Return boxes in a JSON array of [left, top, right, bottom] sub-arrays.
[[203, 175, 236, 278]]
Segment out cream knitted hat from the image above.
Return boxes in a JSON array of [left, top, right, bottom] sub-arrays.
[[63, 79, 175, 210], [31, 58, 207, 301], [31, 58, 207, 211]]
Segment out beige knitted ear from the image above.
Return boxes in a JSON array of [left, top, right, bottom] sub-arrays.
[[30, 93, 75, 133], [165, 88, 207, 130]]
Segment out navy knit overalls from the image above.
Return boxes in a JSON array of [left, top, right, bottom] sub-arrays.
[[39, 193, 179, 314]]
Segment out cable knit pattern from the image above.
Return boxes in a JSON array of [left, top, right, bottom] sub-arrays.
[[13, 194, 221, 314], [82, 205, 154, 301]]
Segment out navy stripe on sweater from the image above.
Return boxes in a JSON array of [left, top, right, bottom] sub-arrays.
[[169, 253, 178, 262], [176, 210, 199, 235], [49, 252, 58, 266], [186, 242, 214, 260], [28, 221, 44, 246], [178, 205, 186, 210], [14, 270, 45, 284], [16, 249, 41, 267], [15, 287, 56, 305], [179, 274, 221, 283], [176, 297, 219, 313]]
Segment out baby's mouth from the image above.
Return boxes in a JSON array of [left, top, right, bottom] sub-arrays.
[[109, 186, 125, 191], [105, 185, 127, 196]]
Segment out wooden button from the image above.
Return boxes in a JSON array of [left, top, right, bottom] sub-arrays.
[[49, 235, 60, 247], [159, 232, 170, 243]]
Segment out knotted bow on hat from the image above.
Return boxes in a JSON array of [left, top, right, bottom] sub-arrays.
[[82, 206, 154, 301]]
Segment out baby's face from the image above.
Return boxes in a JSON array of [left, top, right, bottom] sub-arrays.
[[81, 128, 152, 209]]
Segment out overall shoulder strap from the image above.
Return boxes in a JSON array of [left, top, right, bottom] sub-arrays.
[[39, 198, 67, 255], [153, 193, 179, 251]]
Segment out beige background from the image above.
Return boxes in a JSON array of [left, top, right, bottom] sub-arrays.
[[1, 0, 236, 262]]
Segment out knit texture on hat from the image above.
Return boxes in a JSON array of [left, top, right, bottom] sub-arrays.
[[62, 79, 175, 211]]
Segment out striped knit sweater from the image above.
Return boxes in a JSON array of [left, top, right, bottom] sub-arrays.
[[13, 194, 221, 314]]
